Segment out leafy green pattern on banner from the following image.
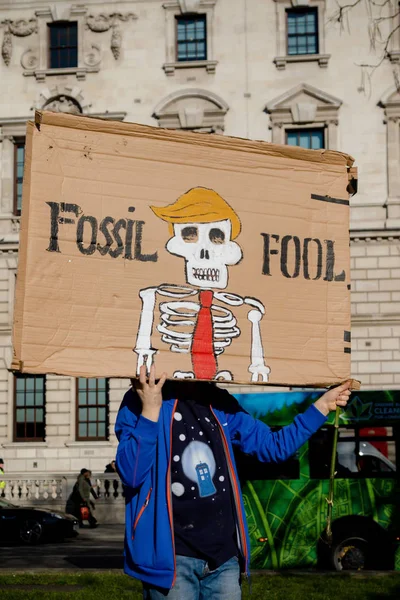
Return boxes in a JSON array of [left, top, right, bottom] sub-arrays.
[[235, 390, 400, 570]]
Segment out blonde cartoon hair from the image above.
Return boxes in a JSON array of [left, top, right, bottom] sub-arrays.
[[150, 187, 241, 240]]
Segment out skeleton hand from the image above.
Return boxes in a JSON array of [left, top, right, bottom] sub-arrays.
[[248, 363, 271, 383], [134, 348, 157, 376]]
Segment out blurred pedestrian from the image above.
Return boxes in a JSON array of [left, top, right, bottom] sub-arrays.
[[104, 460, 117, 473], [66, 468, 98, 528], [78, 469, 98, 528]]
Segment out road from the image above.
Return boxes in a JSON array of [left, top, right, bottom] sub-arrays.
[[0, 524, 125, 570]]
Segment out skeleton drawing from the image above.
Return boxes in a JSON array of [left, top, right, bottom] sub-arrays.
[[134, 187, 271, 382]]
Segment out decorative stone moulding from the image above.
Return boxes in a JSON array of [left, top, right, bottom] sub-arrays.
[[36, 85, 92, 114], [85, 13, 137, 60], [1, 18, 37, 66], [20, 47, 38, 70], [274, 53, 330, 70], [84, 44, 102, 67]]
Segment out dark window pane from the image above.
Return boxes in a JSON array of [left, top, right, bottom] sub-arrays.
[[176, 15, 206, 61], [14, 141, 25, 215], [197, 42, 206, 59], [50, 49, 58, 67], [25, 394, 34, 407], [286, 129, 325, 150], [88, 407, 97, 421], [311, 131, 323, 149], [16, 423, 25, 438], [187, 42, 196, 59], [48, 22, 78, 69], [88, 422, 97, 437], [97, 394, 106, 406], [14, 375, 45, 440], [16, 409, 25, 422], [35, 392, 44, 406], [36, 422, 45, 439], [287, 8, 318, 55], [76, 378, 109, 440], [26, 422, 35, 438], [26, 408, 35, 422], [299, 131, 311, 149], [79, 391, 88, 405], [16, 378, 25, 391], [26, 378, 35, 391]]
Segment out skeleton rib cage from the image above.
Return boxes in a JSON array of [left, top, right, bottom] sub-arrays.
[[156, 285, 241, 355]]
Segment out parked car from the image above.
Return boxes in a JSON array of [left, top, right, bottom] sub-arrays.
[[338, 441, 396, 474], [0, 498, 78, 544]]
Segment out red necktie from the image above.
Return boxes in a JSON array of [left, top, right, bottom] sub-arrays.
[[192, 290, 217, 380]]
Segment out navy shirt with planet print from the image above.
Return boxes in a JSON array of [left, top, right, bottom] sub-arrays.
[[171, 398, 238, 570]]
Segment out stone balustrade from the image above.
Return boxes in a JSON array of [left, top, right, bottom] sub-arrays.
[[0, 473, 125, 524]]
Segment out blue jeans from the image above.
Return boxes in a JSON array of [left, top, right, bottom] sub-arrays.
[[142, 555, 241, 600]]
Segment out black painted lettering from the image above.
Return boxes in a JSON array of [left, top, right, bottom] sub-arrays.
[[47, 202, 80, 253], [323, 239, 345, 282], [124, 219, 135, 260], [47, 202, 61, 253], [109, 219, 126, 259], [134, 220, 158, 262], [97, 216, 115, 256], [261, 233, 279, 276], [281, 235, 301, 278], [77, 216, 98, 256], [303, 238, 323, 280]]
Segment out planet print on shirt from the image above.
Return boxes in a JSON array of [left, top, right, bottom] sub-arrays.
[[178, 440, 217, 498]]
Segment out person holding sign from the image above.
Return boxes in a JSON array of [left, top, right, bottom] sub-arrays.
[[115, 366, 351, 599]]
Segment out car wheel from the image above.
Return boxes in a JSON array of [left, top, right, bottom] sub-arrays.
[[331, 535, 368, 571], [20, 519, 43, 545]]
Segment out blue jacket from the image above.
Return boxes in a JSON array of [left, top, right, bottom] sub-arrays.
[[115, 386, 326, 589]]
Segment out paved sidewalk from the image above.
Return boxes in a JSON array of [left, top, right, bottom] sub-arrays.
[[0, 524, 125, 571]]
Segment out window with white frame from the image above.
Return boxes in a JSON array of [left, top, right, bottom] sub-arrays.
[[176, 14, 207, 61], [163, 0, 218, 75], [24, 5, 97, 82], [13, 138, 25, 216], [265, 84, 341, 150], [286, 7, 318, 55], [274, 0, 329, 69], [286, 127, 325, 149], [48, 21, 78, 69]]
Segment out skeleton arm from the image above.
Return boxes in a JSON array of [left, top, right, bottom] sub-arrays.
[[244, 297, 270, 383], [134, 287, 158, 375]]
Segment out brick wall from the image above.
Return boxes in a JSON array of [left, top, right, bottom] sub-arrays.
[[351, 237, 400, 388]]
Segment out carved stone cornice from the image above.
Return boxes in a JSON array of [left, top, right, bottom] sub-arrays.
[[86, 13, 137, 60], [1, 18, 37, 66]]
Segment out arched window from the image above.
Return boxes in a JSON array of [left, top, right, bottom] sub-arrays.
[[154, 89, 228, 133]]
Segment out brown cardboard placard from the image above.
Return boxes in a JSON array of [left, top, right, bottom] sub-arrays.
[[12, 111, 356, 387]]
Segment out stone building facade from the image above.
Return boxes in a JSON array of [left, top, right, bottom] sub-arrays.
[[0, 0, 399, 473]]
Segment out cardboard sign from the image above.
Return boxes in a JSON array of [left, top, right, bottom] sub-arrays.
[[12, 111, 356, 386]]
